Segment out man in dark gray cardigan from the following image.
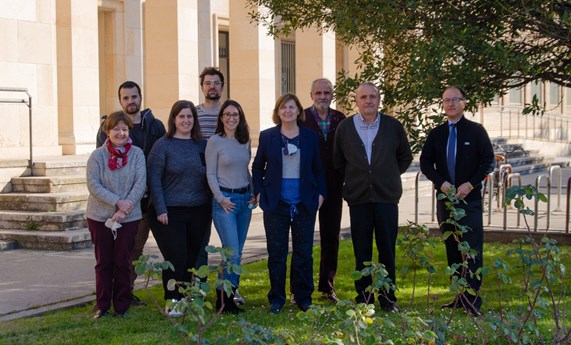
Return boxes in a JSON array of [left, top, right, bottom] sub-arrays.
[[333, 82, 412, 312]]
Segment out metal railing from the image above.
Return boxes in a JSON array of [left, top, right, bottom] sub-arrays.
[[0, 87, 33, 169], [567, 176, 571, 233], [505, 173, 522, 229], [534, 174, 551, 231], [549, 165, 562, 211]]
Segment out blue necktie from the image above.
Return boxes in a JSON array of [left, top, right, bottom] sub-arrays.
[[447, 123, 456, 184]]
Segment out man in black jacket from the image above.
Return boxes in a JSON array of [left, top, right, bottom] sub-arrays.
[[420, 85, 494, 315], [96, 81, 166, 305]]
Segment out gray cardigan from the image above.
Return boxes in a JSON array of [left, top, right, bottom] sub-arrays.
[[86, 144, 147, 223]]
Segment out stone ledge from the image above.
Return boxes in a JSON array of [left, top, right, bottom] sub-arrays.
[[0, 229, 92, 251], [11, 175, 87, 193], [0, 210, 86, 231], [0, 191, 88, 211]]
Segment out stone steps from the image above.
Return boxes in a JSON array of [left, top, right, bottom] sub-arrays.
[[11, 175, 87, 193], [0, 156, 91, 250], [31, 155, 89, 177], [0, 191, 88, 212], [0, 210, 86, 231], [0, 228, 91, 251]]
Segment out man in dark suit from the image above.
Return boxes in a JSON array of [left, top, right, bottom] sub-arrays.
[[420, 85, 494, 315], [300, 78, 346, 303]]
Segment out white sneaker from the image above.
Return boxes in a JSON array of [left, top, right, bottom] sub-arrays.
[[234, 289, 246, 305], [165, 299, 183, 317]]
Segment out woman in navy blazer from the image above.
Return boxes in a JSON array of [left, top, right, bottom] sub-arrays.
[[252, 93, 327, 314]]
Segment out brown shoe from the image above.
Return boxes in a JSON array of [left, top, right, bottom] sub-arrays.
[[320, 292, 340, 303]]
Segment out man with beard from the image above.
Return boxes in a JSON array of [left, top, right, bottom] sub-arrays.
[[299, 78, 345, 303], [96, 80, 166, 306], [196, 67, 225, 139]]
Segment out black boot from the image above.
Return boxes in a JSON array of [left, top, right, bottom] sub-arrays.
[[223, 288, 245, 314], [216, 289, 224, 313]]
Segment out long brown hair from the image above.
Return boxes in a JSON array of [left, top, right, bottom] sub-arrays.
[[166, 100, 202, 140], [214, 100, 250, 144]]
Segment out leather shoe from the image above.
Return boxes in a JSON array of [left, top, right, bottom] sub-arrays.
[[114, 311, 127, 318], [320, 292, 340, 303], [440, 300, 460, 309], [269, 303, 283, 314], [297, 303, 311, 312], [92, 309, 109, 319], [130, 294, 146, 306], [380, 304, 399, 313]]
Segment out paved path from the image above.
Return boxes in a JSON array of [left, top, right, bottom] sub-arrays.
[[1, 167, 569, 321]]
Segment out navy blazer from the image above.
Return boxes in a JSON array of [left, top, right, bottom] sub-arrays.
[[252, 125, 327, 213], [420, 116, 494, 201]]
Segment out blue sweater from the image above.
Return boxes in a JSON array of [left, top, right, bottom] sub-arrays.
[[147, 137, 211, 215]]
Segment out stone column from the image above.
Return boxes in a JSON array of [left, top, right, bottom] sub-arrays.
[[229, 1, 277, 144], [295, 28, 337, 108], [56, 0, 101, 154], [144, 0, 199, 123]]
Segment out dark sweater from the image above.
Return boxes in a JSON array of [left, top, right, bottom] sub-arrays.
[[147, 137, 210, 215], [333, 113, 413, 205]]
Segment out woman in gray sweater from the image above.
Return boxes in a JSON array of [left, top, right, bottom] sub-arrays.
[[86, 111, 147, 319], [147, 100, 212, 317], [206, 100, 254, 314]]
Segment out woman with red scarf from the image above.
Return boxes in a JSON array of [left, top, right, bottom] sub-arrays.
[[86, 111, 147, 319]]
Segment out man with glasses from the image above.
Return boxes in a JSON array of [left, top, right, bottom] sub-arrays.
[[197, 67, 225, 139], [420, 85, 494, 316]]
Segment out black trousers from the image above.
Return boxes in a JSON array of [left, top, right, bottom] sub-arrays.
[[349, 202, 398, 306], [436, 198, 484, 308], [316, 187, 343, 293], [149, 204, 212, 300]]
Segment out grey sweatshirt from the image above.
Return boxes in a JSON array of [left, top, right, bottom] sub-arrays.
[[86, 144, 147, 223]]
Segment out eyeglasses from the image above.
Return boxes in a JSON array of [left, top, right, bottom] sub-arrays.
[[203, 81, 222, 87], [443, 97, 465, 104], [223, 112, 239, 119]]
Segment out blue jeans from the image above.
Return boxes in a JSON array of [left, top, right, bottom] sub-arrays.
[[264, 201, 316, 308], [212, 191, 252, 288]]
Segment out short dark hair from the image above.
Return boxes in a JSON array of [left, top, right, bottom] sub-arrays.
[[199, 67, 225, 86], [272, 93, 305, 124], [104, 111, 133, 134], [445, 85, 467, 98], [215, 100, 250, 144], [166, 100, 202, 141], [117, 81, 142, 100]]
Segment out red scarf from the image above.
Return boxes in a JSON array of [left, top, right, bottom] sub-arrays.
[[106, 138, 132, 170]]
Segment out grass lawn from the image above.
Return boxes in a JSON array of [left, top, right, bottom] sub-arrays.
[[1, 236, 569, 344]]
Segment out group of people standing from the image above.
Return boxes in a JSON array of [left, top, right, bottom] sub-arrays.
[[85, 66, 493, 320]]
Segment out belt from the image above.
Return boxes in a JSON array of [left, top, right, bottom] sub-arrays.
[[220, 186, 250, 194]]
